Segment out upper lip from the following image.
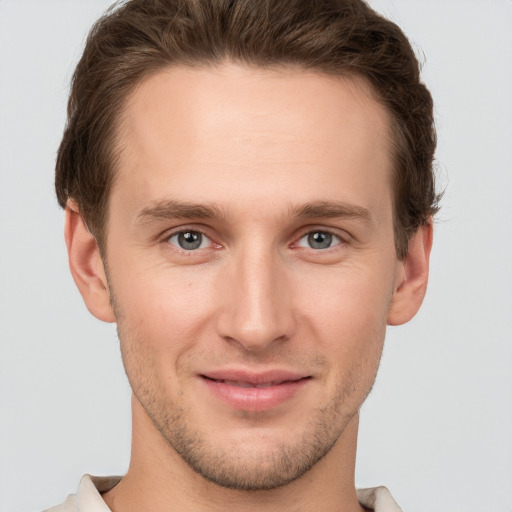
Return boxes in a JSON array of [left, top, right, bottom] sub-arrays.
[[200, 369, 308, 386]]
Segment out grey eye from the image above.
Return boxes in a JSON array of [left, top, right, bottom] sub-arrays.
[[168, 231, 208, 250], [297, 231, 341, 250], [308, 231, 333, 249]]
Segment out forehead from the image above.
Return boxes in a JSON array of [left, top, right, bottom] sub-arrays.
[[112, 64, 393, 223]]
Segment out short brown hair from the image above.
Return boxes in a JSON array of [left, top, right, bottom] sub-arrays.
[[55, 0, 439, 258]]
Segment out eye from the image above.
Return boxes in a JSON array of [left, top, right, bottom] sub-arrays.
[[296, 231, 342, 250], [167, 230, 211, 251]]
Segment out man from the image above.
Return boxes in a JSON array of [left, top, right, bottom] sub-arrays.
[[49, 0, 438, 510]]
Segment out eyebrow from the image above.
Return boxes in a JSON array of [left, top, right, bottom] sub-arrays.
[[135, 199, 371, 225], [293, 201, 372, 223], [136, 200, 225, 225]]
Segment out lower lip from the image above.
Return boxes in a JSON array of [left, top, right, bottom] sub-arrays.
[[201, 377, 309, 411]]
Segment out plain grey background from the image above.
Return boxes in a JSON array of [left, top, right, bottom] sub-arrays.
[[1, 1, 511, 511]]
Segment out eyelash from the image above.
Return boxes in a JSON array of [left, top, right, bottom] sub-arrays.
[[163, 227, 347, 254], [165, 229, 219, 253]]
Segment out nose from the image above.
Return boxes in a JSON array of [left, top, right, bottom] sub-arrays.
[[215, 243, 296, 352]]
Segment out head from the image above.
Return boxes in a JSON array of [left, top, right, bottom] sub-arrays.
[[56, 0, 438, 259], [59, 0, 437, 494]]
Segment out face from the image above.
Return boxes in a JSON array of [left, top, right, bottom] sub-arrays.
[[102, 64, 401, 489]]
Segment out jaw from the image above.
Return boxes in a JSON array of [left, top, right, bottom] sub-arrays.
[[110, 395, 363, 512]]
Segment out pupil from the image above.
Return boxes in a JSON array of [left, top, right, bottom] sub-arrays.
[[308, 231, 332, 249], [178, 231, 202, 250]]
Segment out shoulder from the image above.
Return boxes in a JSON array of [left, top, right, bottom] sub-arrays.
[[357, 486, 403, 512], [42, 475, 121, 512], [43, 494, 78, 512]]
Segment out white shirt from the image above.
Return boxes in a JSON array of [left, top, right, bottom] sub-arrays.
[[44, 475, 403, 512]]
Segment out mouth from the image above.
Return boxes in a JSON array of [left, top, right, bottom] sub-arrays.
[[202, 376, 307, 388], [199, 370, 311, 411]]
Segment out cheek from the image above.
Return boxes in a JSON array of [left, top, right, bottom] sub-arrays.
[[112, 269, 213, 393], [112, 254, 215, 322], [109, 257, 223, 377], [298, 264, 394, 332], [295, 263, 393, 371]]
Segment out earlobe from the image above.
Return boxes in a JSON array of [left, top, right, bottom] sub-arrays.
[[387, 222, 433, 326], [65, 202, 116, 323]]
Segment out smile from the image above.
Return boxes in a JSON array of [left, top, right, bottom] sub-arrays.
[[204, 377, 303, 388], [200, 371, 311, 411]]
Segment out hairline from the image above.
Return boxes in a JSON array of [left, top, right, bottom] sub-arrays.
[[93, 60, 409, 260]]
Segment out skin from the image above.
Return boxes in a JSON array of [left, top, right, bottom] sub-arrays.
[[66, 64, 432, 512]]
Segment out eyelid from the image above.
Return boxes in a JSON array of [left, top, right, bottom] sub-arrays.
[[292, 227, 349, 250], [161, 225, 220, 251], [167, 231, 210, 250], [158, 224, 350, 252]]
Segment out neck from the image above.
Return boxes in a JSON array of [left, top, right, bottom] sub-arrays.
[[103, 395, 366, 512]]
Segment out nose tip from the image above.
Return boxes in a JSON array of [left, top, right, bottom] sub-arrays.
[[222, 319, 290, 353], [215, 255, 295, 352]]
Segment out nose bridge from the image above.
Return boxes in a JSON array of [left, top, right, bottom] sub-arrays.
[[217, 237, 293, 351]]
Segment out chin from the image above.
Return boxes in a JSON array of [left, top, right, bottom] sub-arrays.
[[144, 395, 353, 491]]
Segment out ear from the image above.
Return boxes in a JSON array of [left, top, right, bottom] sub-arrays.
[[64, 202, 116, 323], [387, 221, 433, 326]]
